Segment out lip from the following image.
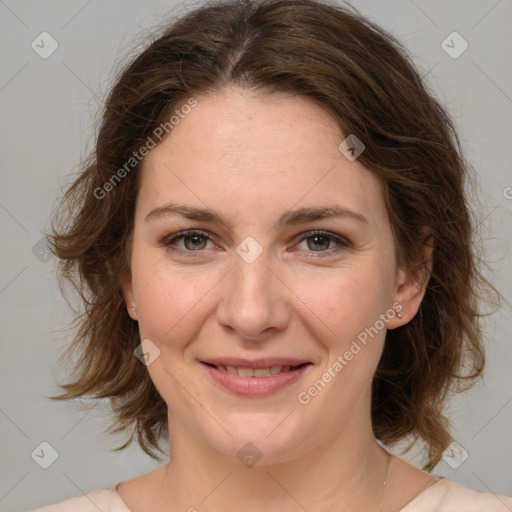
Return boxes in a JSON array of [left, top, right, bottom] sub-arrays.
[[200, 359, 312, 397], [202, 357, 309, 368]]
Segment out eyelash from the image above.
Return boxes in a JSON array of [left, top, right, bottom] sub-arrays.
[[162, 229, 351, 259]]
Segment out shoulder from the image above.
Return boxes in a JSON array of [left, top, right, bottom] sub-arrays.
[[402, 478, 512, 511], [29, 485, 131, 512]]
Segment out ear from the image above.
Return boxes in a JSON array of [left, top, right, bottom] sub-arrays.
[[120, 270, 138, 321], [387, 234, 434, 329]]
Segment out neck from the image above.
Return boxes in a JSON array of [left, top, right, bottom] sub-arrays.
[[157, 402, 390, 512]]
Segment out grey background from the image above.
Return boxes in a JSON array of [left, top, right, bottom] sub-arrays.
[[1, 0, 511, 510]]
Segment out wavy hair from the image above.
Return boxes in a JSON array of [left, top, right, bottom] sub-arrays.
[[49, 0, 497, 470]]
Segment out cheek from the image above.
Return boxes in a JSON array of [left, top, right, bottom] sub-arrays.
[[295, 260, 394, 398], [297, 261, 392, 343], [131, 255, 219, 350]]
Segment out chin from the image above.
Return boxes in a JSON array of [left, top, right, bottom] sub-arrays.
[[198, 411, 314, 467]]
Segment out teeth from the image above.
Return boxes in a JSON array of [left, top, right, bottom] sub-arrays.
[[237, 367, 254, 377], [254, 368, 271, 377], [215, 365, 297, 377]]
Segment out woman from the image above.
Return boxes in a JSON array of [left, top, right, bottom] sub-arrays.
[[34, 0, 512, 510]]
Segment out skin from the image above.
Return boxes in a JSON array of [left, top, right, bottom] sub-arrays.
[[120, 86, 436, 512]]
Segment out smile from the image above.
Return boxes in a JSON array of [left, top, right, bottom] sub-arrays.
[[200, 359, 312, 397], [208, 364, 300, 377]]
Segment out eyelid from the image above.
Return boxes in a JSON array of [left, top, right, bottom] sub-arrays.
[[162, 229, 351, 258], [293, 229, 351, 257], [162, 229, 218, 256]]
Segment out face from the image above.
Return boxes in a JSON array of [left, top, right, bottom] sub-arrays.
[[122, 87, 425, 464]]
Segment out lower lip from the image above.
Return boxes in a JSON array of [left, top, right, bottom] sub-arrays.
[[202, 363, 311, 397]]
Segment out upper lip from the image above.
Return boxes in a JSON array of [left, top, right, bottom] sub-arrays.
[[201, 357, 311, 368]]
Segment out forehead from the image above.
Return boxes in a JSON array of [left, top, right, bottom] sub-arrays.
[[137, 87, 386, 228], [158, 87, 345, 161]]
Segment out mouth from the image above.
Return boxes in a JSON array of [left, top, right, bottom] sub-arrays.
[[202, 362, 310, 377], [200, 358, 312, 397]]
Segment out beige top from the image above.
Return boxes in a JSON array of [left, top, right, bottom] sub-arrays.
[[30, 479, 512, 511]]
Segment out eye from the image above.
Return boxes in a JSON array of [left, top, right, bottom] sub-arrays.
[[295, 230, 351, 258], [163, 230, 217, 256], [161, 229, 351, 259]]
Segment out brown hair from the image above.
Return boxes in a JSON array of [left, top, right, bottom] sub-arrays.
[[49, 0, 497, 470]]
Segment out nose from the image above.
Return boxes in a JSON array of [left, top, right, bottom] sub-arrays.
[[215, 250, 292, 342]]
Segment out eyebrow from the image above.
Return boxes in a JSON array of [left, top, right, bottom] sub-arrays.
[[144, 203, 368, 227]]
